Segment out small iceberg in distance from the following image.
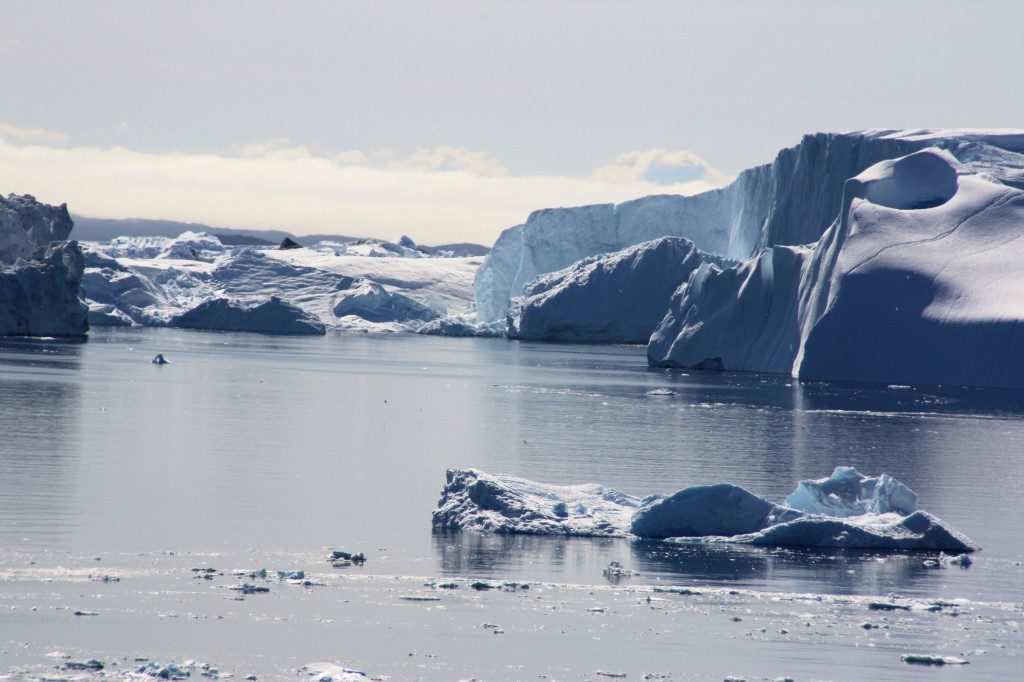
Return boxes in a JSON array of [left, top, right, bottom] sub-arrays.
[[152, 353, 168, 365], [432, 467, 977, 553]]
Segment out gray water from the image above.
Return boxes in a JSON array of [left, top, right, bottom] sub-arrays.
[[2, 328, 1023, 596], [1, 328, 1022, 680]]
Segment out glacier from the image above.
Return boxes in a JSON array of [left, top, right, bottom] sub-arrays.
[[432, 467, 977, 552], [0, 193, 88, 337], [81, 233, 481, 335], [649, 145, 1024, 388], [506, 237, 729, 343], [474, 129, 1024, 328]]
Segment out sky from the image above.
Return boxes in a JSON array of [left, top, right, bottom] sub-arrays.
[[0, 0, 1021, 244]]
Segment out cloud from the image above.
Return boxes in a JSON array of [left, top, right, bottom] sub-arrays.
[[0, 131, 731, 244], [592, 148, 730, 186], [0, 38, 19, 50], [0, 122, 69, 145]]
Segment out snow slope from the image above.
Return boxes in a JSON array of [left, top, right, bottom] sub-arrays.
[[475, 129, 1024, 324], [650, 146, 1024, 388], [433, 467, 977, 552], [507, 237, 727, 343], [0, 194, 88, 337]]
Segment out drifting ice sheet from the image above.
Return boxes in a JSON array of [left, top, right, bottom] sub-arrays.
[[433, 467, 977, 552]]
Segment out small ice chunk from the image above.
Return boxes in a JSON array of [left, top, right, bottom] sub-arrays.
[[901, 654, 969, 666]]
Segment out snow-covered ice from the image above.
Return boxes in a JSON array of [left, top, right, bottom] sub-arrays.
[[434, 466, 977, 552], [432, 468, 641, 536], [81, 232, 481, 334]]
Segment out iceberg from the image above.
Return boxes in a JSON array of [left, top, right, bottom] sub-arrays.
[[82, 233, 481, 333], [474, 129, 1024, 325], [168, 296, 327, 335], [0, 194, 88, 337], [432, 469, 641, 536], [650, 145, 1024, 388], [433, 467, 977, 552], [506, 237, 725, 343]]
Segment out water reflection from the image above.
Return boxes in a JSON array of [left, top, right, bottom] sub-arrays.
[[434, 529, 965, 598], [0, 340, 83, 546]]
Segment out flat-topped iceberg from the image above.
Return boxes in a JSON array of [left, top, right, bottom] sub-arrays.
[[433, 467, 977, 552]]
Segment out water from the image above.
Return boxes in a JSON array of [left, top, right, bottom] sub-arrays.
[[1, 328, 1022, 679]]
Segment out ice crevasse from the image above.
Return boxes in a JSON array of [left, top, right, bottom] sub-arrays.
[[433, 467, 977, 552]]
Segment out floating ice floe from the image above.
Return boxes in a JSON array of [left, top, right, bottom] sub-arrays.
[[433, 467, 977, 552]]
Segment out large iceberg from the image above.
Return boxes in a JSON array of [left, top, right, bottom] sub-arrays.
[[0, 194, 88, 337], [432, 467, 977, 552], [506, 237, 725, 343], [649, 146, 1024, 388], [474, 129, 1024, 325]]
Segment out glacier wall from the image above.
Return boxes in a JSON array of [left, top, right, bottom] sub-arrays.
[[0, 194, 88, 337], [474, 129, 1024, 324]]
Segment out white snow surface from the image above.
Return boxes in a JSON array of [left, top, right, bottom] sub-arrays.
[[649, 145, 1024, 388], [0, 193, 88, 336], [433, 466, 977, 552], [81, 233, 481, 334], [507, 237, 728, 343], [474, 129, 1024, 324]]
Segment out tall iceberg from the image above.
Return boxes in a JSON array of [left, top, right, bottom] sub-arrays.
[[474, 129, 1024, 325], [0, 194, 88, 337], [649, 146, 1024, 388]]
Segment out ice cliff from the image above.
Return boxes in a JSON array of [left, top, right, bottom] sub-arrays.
[[649, 146, 1024, 388], [433, 467, 977, 552], [474, 129, 1024, 326], [0, 194, 88, 337]]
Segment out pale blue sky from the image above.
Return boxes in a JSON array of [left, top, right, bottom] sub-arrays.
[[0, 1, 1020, 241]]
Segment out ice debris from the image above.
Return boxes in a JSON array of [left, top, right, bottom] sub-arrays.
[[433, 466, 977, 552]]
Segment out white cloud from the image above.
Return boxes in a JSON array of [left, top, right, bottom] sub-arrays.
[[0, 132, 731, 244], [0, 38, 19, 50], [592, 148, 730, 186], [0, 122, 69, 145]]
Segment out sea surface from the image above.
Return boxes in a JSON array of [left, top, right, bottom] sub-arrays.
[[1, 328, 1021, 680]]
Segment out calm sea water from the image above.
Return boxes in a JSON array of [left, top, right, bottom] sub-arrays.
[[1, 327, 1022, 602]]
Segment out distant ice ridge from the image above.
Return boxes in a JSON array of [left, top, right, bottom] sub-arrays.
[[433, 467, 977, 552], [81, 232, 481, 334], [507, 237, 732, 343], [0, 193, 88, 337], [649, 145, 1024, 388], [474, 129, 1024, 325]]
